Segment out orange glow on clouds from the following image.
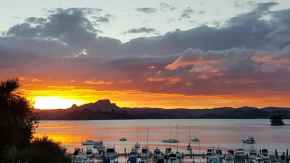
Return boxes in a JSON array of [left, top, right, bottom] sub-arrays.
[[14, 78, 290, 110]]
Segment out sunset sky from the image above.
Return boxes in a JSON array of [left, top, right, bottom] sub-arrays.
[[1, 0, 290, 109]]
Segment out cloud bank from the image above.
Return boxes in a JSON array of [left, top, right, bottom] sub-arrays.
[[1, 3, 290, 107]]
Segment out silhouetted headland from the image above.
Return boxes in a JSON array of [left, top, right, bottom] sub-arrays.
[[35, 99, 290, 120]]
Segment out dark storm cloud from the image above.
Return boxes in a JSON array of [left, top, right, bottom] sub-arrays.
[[123, 27, 160, 35], [6, 8, 121, 59], [136, 7, 157, 14], [179, 7, 195, 20], [1, 3, 290, 97]]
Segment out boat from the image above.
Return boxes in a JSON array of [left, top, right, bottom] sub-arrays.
[[175, 151, 182, 158], [235, 148, 246, 158], [134, 125, 140, 149], [215, 149, 223, 161], [167, 153, 179, 163], [187, 142, 192, 150], [119, 137, 127, 141], [176, 124, 181, 158], [141, 127, 150, 160], [129, 148, 138, 157], [191, 127, 200, 143], [187, 124, 192, 150], [191, 136, 200, 143], [163, 123, 179, 143], [119, 128, 127, 141], [93, 143, 106, 151], [73, 155, 85, 163], [163, 139, 179, 143], [140, 146, 150, 160], [72, 150, 87, 163], [128, 148, 138, 163], [105, 145, 117, 158], [153, 148, 163, 158], [227, 149, 234, 156], [165, 148, 172, 156], [253, 155, 264, 163], [208, 155, 220, 163], [224, 152, 234, 163], [73, 148, 81, 158], [260, 149, 270, 160], [206, 148, 214, 160], [81, 140, 103, 146], [248, 145, 258, 159], [95, 149, 105, 158], [243, 136, 256, 144], [157, 158, 165, 163], [127, 155, 137, 163], [134, 142, 140, 149], [86, 146, 94, 158]]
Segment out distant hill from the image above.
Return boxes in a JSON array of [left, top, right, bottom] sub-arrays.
[[34, 99, 290, 120]]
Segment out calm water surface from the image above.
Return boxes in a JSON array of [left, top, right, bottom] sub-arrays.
[[34, 119, 290, 154]]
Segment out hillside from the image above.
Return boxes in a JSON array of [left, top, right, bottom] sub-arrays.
[[35, 99, 290, 120]]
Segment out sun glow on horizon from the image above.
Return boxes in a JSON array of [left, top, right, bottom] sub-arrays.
[[34, 97, 86, 109]]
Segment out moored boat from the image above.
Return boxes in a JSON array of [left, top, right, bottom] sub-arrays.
[[224, 152, 234, 163], [105, 145, 117, 158], [167, 153, 179, 163], [81, 140, 103, 146], [248, 145, 258, 159], [235, 148, 246, 158], [187, 142, 192, 150], [119, 137, 127, 141], [243, 136, 256, 144], [191, 137, 200, 143], [260, 149, 270, 161], [141, 146, 150, 160]]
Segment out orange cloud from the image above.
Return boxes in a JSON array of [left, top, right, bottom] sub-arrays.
[[84, 80, 114, 85], [146, 77, 181, 84]]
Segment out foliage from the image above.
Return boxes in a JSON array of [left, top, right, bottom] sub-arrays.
[[0, 79, 71, 163], [270, 114, 285, 126], [25, 136, 71, 163]]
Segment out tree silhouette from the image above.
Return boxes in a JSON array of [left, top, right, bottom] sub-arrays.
[[0, 79, 71, 163], [270, 114, 285, 126], [0, 78, 39, 159]]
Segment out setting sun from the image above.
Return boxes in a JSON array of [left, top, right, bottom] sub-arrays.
[[34, 97, 83, 109]]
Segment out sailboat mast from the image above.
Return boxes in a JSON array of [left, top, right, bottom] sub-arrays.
[[137, 125, 138, 142], [170, 123, 171, 139], [177, 124, 178, 151], [147, 127, 148, 147], [189, 123, 190, 141]]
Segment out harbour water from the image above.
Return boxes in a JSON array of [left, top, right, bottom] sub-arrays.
[[34, 119, 290, 155]]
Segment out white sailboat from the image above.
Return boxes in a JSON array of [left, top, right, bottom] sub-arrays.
[[163, 123, 179, 143], [141, 127, 150, 160], [134, 125, 140, 148], [176, 124, 182, 158]]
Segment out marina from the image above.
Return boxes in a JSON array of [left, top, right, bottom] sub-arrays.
[[71, 139, 289, 163], [33, 119, 290, 163]]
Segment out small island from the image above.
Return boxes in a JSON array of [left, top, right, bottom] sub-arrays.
[[270, 114, 285, 126]]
